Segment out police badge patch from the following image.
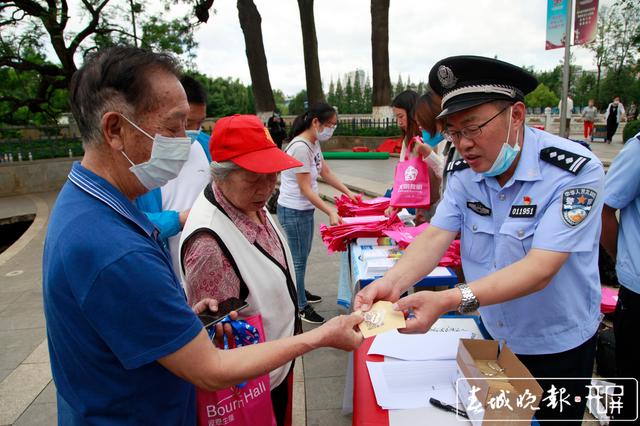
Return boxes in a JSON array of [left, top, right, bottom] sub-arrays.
[[562, 188, 597, 226], [467, 201, 491, 216], [437, 65, 458, 89]]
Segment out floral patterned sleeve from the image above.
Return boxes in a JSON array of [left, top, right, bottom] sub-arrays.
[[183, 232, 241, 307]]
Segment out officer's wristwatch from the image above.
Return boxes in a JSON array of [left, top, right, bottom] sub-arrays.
[[455, 283, 479, 314]]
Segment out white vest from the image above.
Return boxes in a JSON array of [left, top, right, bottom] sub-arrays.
[[179, 185, 299, 388]]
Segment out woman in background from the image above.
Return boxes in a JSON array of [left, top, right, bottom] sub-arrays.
[[277, 103, 356, 325], [388, 90, 442, 223]]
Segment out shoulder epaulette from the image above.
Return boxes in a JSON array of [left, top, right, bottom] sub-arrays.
[[540, 147, 591, 175], [445, 159, 469, 173]]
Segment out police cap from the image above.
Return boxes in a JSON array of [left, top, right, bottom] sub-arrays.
[[428, 55, 538, 119]]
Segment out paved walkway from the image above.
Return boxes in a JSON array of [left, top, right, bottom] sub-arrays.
[[0, 132, 628, 425]]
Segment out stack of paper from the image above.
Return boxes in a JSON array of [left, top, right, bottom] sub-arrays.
[[366, 360, 459, 410], [366, 329, 474, 410], [363, 258, 396, 275], [368, 330, 472, 360]]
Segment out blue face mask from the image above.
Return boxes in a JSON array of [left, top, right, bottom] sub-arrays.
[[421, 129, 444, 148], [483, 107, 520, 177], [185, 129, 201, 142]]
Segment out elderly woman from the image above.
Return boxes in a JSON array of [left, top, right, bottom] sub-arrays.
[[179, 114, 306, 426]]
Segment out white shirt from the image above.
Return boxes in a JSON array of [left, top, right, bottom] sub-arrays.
[[162, 142, 211, 276], [558, 98, 574, 119], [278, 136, 323, 211]]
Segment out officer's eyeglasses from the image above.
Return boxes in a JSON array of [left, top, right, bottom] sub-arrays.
[[442, 105, 510, 144]]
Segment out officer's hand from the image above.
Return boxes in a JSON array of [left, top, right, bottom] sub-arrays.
[[394, 291, 448, 334], [314, 313, 364, 351], [353, 276, 401, 312]]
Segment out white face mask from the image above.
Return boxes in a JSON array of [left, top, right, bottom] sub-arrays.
[[120, 115, 191, 190], [316, 124, 336, 142]]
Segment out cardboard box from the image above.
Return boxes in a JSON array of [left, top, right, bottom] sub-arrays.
[[456, 339, 543, 425]]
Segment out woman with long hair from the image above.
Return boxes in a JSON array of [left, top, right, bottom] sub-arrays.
[[388, 90, 444, 222], [277, 103, 356, 324]]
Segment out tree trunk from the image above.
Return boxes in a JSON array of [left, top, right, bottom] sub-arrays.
[[297, 0, 325, 105], [370, 0, 392, 119], [237, 0, 275, 119]]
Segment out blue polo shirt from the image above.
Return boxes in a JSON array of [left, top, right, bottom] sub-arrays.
[[432, 127, 603, 355], [604, 133, 640, 294], [43, 162, 203, 425]]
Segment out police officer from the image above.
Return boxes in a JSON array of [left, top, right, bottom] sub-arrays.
[[601, 130, 640, 422], [355, 56, 603, 422]]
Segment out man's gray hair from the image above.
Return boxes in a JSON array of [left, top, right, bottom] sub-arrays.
[[69, 46, 181, 149], [210, 161, 241, 182]]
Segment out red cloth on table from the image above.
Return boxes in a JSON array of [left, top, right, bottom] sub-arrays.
[[335, 194, 390, 217], [320, 214, 402, 254], [353, 337, 388, 426], [383, 223, 461, 267]]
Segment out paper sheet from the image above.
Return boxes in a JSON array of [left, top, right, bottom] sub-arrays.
[[429, 317, 482, 338], [428, 266, 454, 277], [366, 360, 459, 409], [368, 330, 472, 361]]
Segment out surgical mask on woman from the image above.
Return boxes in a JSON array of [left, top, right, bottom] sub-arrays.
[[316, 124, 336, 142], [482, 107, 521, 178], [120, 115, 191, 190]]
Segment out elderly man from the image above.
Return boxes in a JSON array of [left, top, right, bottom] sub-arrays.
[[135, 75, 212, 277], [43, 47, 363, 425], [355, 56, 604, 422]]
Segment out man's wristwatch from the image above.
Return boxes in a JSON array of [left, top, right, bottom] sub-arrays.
[[455, 283, 479, 314]]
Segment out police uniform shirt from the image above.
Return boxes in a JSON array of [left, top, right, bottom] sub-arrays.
[[604, 133, 640, 293], [431, 127, 604, 355]]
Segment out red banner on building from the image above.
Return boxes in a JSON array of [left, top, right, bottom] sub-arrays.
[[574, 0, 599, 45]]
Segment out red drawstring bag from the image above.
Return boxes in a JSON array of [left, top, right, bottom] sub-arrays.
[[196, 315, 276, 426], [390, 139, 430, 209]]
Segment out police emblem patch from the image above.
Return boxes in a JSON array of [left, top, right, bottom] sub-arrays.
[[562, 188, 597, 226], [467, 201, 491, 216], [437, 65, 458, 89]]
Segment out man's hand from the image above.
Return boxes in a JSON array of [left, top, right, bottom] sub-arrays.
[[394, 290, 458, 333], [192, 298, 238, 349], [353, 276, 401, 312], [313, 314, 364, 351]]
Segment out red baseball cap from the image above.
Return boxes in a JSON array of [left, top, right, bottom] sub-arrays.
[[209, 114, 303, 173]]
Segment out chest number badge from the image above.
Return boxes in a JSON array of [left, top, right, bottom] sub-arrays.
[[509, 205, 537, 218], [562, 188, 597, 226]]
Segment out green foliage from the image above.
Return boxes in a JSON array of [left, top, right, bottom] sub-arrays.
[[288, 90, 307, 115], [344, 77, 354, 114], [0, 0, 199, 125], [333, 123, 401, 137], [140, 16, 197, 65], [0, 137, 84, 161], [525, 84, 560, 109], [623, 120, 640, 142], [187, 72, 256, 117], [273, 89, 287, 114]]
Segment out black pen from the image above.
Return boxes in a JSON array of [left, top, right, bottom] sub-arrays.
[[429, 397, 469, 419]]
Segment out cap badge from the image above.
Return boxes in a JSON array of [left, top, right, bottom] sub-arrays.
[[438, 65, 458, 89]]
